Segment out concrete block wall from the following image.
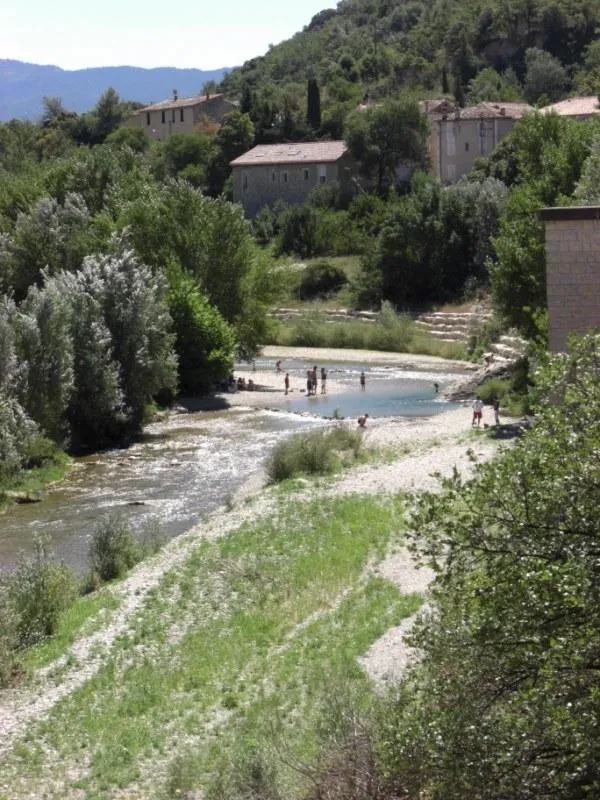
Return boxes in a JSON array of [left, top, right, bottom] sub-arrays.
[[541, 207, 600, 352]]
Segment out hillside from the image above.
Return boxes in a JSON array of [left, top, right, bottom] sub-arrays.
[[0, 60, 231, 121], [221, 0, 600, 126]]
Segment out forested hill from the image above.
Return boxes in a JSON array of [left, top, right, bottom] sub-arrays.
[[0, 60, 230, 121], [221, 0, 600, 136]]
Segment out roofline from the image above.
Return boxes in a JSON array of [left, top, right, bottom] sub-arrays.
[[539, 206, 600, 221], [230, 154, 347, 167]]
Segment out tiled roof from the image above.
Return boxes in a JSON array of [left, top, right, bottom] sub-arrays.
[[230, 141, 348, 167], [540, 96, 600, 117], [135, 93, 226, 113], [420, 98, 458, 118], [455, 102, 532, 120]]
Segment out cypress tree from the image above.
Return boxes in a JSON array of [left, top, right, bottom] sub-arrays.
[[307, 78, 321, 130]]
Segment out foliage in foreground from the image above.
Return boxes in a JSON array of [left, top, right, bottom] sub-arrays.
[[266, 425, 363, 483], [377, 334, 600, 799]]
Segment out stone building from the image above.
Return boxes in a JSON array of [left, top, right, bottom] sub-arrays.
[[127, 91, 236, 141], [539, 96, 600, 121], [230, 141, 358, 217], [540, 206, 600, 351], [426, 101, 532, 182]]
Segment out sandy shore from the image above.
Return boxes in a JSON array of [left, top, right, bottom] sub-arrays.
[[261, 344, 476, 369]]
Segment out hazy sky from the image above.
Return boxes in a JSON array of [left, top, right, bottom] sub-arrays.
[[1, 0, 335, 70]]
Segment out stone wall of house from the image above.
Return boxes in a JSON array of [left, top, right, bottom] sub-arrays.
[[128, 96, 236, 141], [541, 207, 600, 351], [232, 153, 356, 217]]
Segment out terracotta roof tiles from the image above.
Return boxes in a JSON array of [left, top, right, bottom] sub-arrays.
[[231, 141, 348, 167]]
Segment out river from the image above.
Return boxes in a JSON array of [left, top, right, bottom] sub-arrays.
[[0, 358, 466, 572]]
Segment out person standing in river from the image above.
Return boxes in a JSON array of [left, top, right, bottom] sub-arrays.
[[321, 367, 327, 394], [284, 373, 290, 395], [360, 371, 366, 391]]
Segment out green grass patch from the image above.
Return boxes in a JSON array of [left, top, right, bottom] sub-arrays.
[[266, 313, 467, 359], [3, 495, 418, 798], [266, 425, 363, 482], [22, 590, 120, 671], [0, 449, 70, 509]]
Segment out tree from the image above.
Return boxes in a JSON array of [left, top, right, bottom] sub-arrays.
[[307, 78, 322, 130], [524, 47, 569, 104], [167, 268, 236, 393], [380, 334, 600, 800], [206, 110, 255, 195], [575, 132, 600, 203], [15, 279, 74, 443], [344, 98, 430, 193]]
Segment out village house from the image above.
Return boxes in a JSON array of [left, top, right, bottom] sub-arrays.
[[425, 100, 532, 182], [127, 90, 237, 141], [539, 96, 600, 121], [230, 141, 358, 217]]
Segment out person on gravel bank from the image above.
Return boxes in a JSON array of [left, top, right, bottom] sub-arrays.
[[472, 396, 484, 427], [358, 413, 369, 429]]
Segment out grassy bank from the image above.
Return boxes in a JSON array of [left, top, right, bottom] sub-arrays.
[[0, 448, 70, 510], [266, 312, 467, 360], [0, 494, 421, 799]]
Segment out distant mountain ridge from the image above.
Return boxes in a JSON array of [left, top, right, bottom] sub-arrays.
[[0, 60, 232, 121]]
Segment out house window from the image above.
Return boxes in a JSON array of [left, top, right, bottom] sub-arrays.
[[318, 165, 327, 184], [242, 173, 248, 191], [146, 112, 151, 126], [172, 109, 176, 123], [271, 170, 276, 184], [180, 108, 184, 122], [161, 111, 166, 124], [465, 142, 469, 152], [282, 171, 288, 184], [304, 169, 309, 181]]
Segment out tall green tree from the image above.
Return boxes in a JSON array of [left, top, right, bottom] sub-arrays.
[[307, 77, 322, 130], [380, 334, 600, 800], [344, 98, 430, 192]]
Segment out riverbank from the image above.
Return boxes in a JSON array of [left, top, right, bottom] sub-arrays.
[[0, 397, 515, 799]]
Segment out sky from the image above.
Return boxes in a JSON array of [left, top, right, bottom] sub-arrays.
[[1, 0, 335, 71]]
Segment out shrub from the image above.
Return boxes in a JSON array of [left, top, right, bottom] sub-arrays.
[[0, 583, 19, 687], [266, 425, 362, 483], [296, 260, 348, 301], [8, 537, 76, 648], [88, 516, 140, 582]]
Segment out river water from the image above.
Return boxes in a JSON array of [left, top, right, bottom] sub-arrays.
[[0, 359, 465, 572]]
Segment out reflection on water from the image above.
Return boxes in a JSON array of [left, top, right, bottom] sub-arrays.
[[0, 359, 466, 572]]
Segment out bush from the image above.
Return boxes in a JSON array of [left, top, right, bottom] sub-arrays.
[[266, 425, 362, 483], [296, 261, 348, 300], [88, 516, 140, 582], [0, 584, 19, 687], [8, 537, 76, 648]]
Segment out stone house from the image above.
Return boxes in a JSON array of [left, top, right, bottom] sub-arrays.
[[539, 96, 600, 121], [127, 91, 236, 141], [426, 101, 532, 182], [541, 205, 600, 352], [230, 141, 358, 217]]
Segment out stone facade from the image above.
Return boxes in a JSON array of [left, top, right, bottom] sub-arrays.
[[541, 206, 600, 351], [127, 93, 236, 142], [425, 102, 532, 183], [231, 142, 358, 217]]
